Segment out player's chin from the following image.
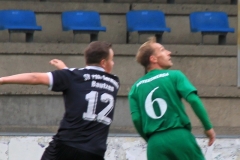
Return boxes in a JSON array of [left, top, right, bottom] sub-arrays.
[[167, 62, 173, 68]]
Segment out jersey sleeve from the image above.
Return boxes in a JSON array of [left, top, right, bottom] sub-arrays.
[[186, 92, 213, 130], [176, 71, 197, 99], [49, 69, 72, 92], [128, 85, 148, 141]]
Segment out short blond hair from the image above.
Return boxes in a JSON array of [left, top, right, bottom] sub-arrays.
[[136, 37, 156, 70]]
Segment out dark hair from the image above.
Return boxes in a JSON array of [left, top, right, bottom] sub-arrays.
[[84, 41, 112, 65]]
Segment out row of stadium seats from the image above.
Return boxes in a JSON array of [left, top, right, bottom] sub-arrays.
[[0, 9, 235, 44], [34, 0, 239, 4]]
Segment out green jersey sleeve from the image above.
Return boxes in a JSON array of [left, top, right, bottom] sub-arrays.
[[128, 85, 148, 141], [176, 71, 197, 99], [186, 92, 213, 130]]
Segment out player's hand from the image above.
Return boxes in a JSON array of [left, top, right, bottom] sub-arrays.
[[0, 78, 2, 85], [205, 128, 216, 146], [49, 59, 67, 70]]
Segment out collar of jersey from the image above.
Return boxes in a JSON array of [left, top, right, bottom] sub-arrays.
[[85, 66, 105, 72]]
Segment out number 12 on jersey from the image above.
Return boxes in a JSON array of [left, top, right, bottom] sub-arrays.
[[83, 91, 114, 125]]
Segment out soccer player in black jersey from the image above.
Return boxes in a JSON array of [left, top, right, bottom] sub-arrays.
[[0, 41, 120, 160]]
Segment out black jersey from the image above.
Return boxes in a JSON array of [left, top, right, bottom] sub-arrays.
[[48, 66, 120, 156]]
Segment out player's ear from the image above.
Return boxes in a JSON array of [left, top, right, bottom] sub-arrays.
[[149, 55, 157, 63], [100, 59, 106, 68]]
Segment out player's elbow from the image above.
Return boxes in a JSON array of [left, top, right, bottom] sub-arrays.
[[28, 75, 41, 84], [186, 93, 200, 105], [29, 73, 49, 85], [187, 98, 197, 106], [131, 112, 141, 124], [132, 117, 139, 124]]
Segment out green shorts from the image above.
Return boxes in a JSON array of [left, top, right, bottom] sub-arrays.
[[147, 128, 205, 160]]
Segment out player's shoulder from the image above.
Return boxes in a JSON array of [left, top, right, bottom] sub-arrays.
[[88, 68, 120, 82], [64, 67, 94, 74], [53, 68, 88, 79], [60, 67, 84, 74], [167, 70, 189, 82], [167, 69, 182, 74], [58, 67, 80, 72], [105, 72, 120, 82], [167, 70, 185, 76], [81, 68, 120, 83], [130, 76, 145, 90], [128, 76, 145, 97]]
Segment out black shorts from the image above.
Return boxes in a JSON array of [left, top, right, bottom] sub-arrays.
[[41, 140, 104, 160]]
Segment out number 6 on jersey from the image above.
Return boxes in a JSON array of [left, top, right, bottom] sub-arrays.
[[145, 87, 167, 119]]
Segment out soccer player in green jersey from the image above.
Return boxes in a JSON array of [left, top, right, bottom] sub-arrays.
[[128, 37, 216, 160]]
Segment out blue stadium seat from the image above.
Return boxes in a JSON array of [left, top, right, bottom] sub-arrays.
[[61, 10, 106, 42], [0, 10, 42, 42], [126, 10, 171, 43], [189, 11, 235, 45]]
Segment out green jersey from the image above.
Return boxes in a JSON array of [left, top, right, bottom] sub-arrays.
[[128, 69, 196, 140]]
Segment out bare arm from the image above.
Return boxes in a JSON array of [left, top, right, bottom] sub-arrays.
[[49, 59, 68, 70], [0, 73, 50, 86]]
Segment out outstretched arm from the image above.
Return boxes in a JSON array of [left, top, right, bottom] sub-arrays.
[[0, 73, 49, 86], [49, 59, 68, 70], [186, 92, 216, 146]]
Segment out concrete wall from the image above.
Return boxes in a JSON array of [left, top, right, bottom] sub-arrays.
[[0, 43, 239, 136]]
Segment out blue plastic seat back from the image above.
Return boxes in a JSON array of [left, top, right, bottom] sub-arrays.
[[0, 10, 41, 30], [190, 11, 234, 32], [126, 10, 170, 32], [62, 11, 105, 31], [0, 11, 5, 30]]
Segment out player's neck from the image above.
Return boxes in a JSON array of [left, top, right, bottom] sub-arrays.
[[85, 65, 105, 72], [147, 65, 164, 72]]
